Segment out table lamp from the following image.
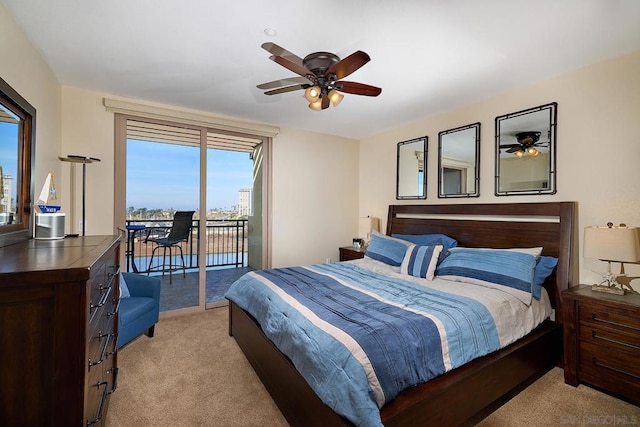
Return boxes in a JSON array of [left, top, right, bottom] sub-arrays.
[[584, 223, 640, 295]]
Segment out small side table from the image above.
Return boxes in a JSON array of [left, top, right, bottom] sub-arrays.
[[125, 224, 146, 273], [563, 285, 640, 405], [339, 246, 366, 261]]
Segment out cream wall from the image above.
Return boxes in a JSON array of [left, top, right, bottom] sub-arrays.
[[60, 87, 116, 235], [359, 51, 640, 289], [0, 2, 61, 200], [271, 127, 359, 266]]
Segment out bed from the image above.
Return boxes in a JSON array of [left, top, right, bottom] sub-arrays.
[[227, 202, 577, 426]]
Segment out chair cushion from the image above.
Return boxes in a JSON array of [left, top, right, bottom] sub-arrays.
[[119, 297, 156, 326]]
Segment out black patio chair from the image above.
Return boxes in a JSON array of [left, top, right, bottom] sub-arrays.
[[146, 210, 195, 283]]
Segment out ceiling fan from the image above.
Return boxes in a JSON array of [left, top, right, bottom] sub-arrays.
[[256, 42, 382, 111], [499, 131, 549, 157]]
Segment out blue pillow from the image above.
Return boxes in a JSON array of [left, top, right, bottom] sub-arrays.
[[532, 256, 558, 300], [365, 231, 411, 267], [392, 233, 458, 251], [435, 247, 537, 305], [401, 244, 443, 280], [119, 273, 131, 299]]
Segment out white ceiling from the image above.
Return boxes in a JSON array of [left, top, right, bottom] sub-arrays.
[[3, 0, 640, 139]]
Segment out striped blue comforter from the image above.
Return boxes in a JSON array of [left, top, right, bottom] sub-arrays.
[[225, 262, 500, 427]]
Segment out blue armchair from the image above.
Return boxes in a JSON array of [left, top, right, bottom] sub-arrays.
[[118, 272, 161, 349]]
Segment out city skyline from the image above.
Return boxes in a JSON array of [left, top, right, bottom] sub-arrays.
[[126, 139, 253, 211]]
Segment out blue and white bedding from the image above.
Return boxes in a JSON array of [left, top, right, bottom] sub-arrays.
[[225, 258, 551, 427]]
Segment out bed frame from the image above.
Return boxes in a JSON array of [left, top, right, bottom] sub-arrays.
[[229, 202, 577, 426]]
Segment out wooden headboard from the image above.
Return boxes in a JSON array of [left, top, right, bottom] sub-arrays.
[[386, 202, 578, 318]]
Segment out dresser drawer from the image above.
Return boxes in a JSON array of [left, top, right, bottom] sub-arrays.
[[88, 305, 116, 371], [89, 254, 119, 323], [579, 320, 640, 351], [579, 340, 640, 402], [579, 302, 640, 331]]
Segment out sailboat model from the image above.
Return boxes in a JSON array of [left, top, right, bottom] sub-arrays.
[[34, 171, 65, 239], [35, 172, 60, 213]]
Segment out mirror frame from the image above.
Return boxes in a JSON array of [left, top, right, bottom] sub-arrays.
[[0, 77, 36, 247], [495, 102, 557, 196], [437, 122, 480, 198], [396, 136, 427, 200]]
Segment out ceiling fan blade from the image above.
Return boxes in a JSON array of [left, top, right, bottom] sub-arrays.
[[338, 81, 382, 97], [270, 55, 316, 79], [261, 42, 304, 66], [506, 147, 522, 153], [257, 76, 312, 90], [322, 96, 330, 110], [326, 51, 370, 80], [263, 84, 306, 95], [499, 144, 520, 148]]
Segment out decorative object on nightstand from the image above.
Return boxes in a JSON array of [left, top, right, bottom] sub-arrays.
[[562, 286, 640, 406], [358, 216, 380, 247], [584, 223, 640, 295]]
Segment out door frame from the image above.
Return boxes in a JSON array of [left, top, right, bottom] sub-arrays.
[[114, 113, 272, 316]]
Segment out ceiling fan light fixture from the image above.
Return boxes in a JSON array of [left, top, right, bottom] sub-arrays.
[[328, 89, 344, 107], [527, 146, 539, 156], [309, 99, 323, 111], [514, 149, 525, 158], [304, 86, 321, 103]]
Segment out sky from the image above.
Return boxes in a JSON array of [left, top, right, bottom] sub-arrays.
[[0, 121, 18, 181], [126, 139, 253, 211]]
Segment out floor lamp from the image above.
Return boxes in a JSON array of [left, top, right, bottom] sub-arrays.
[[59, 155, 101, 236]]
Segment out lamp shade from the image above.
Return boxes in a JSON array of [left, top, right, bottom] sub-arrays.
[[328, 89, 344, 107], [359, 216, 380, 241], [584, 225, 640, 262], [304, 86, 321, 103]]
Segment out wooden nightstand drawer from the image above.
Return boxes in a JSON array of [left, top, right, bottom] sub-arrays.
[[579, 321, 640, 351], [339, 246, 366, 261], [579, 341, 640, 400], [580, 340, 640, 379], [579, 303, 640, 331]]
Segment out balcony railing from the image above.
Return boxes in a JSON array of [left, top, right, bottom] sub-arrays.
[[124, 219, 248, 274]]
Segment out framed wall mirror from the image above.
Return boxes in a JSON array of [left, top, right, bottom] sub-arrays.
[[495, 102, 557, 196], [396, 136, 427, 199], [438, 122, 480, 198], [0, 77, 36, 247]]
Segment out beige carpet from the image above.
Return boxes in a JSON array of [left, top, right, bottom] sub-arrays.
[[107, 308, 640, 427]]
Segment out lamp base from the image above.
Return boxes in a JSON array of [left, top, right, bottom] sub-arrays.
[[591, 284, 626, 295]]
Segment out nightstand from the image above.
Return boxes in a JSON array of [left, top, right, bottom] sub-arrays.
[[563, 285, 640, 406], [339, 246, 366, 261]]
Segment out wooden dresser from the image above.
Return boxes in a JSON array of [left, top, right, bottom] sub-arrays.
[[0, 235, 121, 426], [563, 285, 640, 406]]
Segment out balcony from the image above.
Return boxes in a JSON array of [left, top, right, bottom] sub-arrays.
[[124, 218, 252, 310]]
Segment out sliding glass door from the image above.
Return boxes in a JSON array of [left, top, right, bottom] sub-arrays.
[[116, 115, 269, 313]]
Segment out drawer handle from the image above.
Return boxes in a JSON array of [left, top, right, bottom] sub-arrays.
[[90, 286, 112, 311], [107, 266, 120, 279], [592, 357, 640, 380], [107, 298, 120, 318], [87, 381, 109, 426], [591, 330, 640, 350], [591, 313, 639, 331], [107, 366, 119, 393], [89, 333, 111, 369]]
